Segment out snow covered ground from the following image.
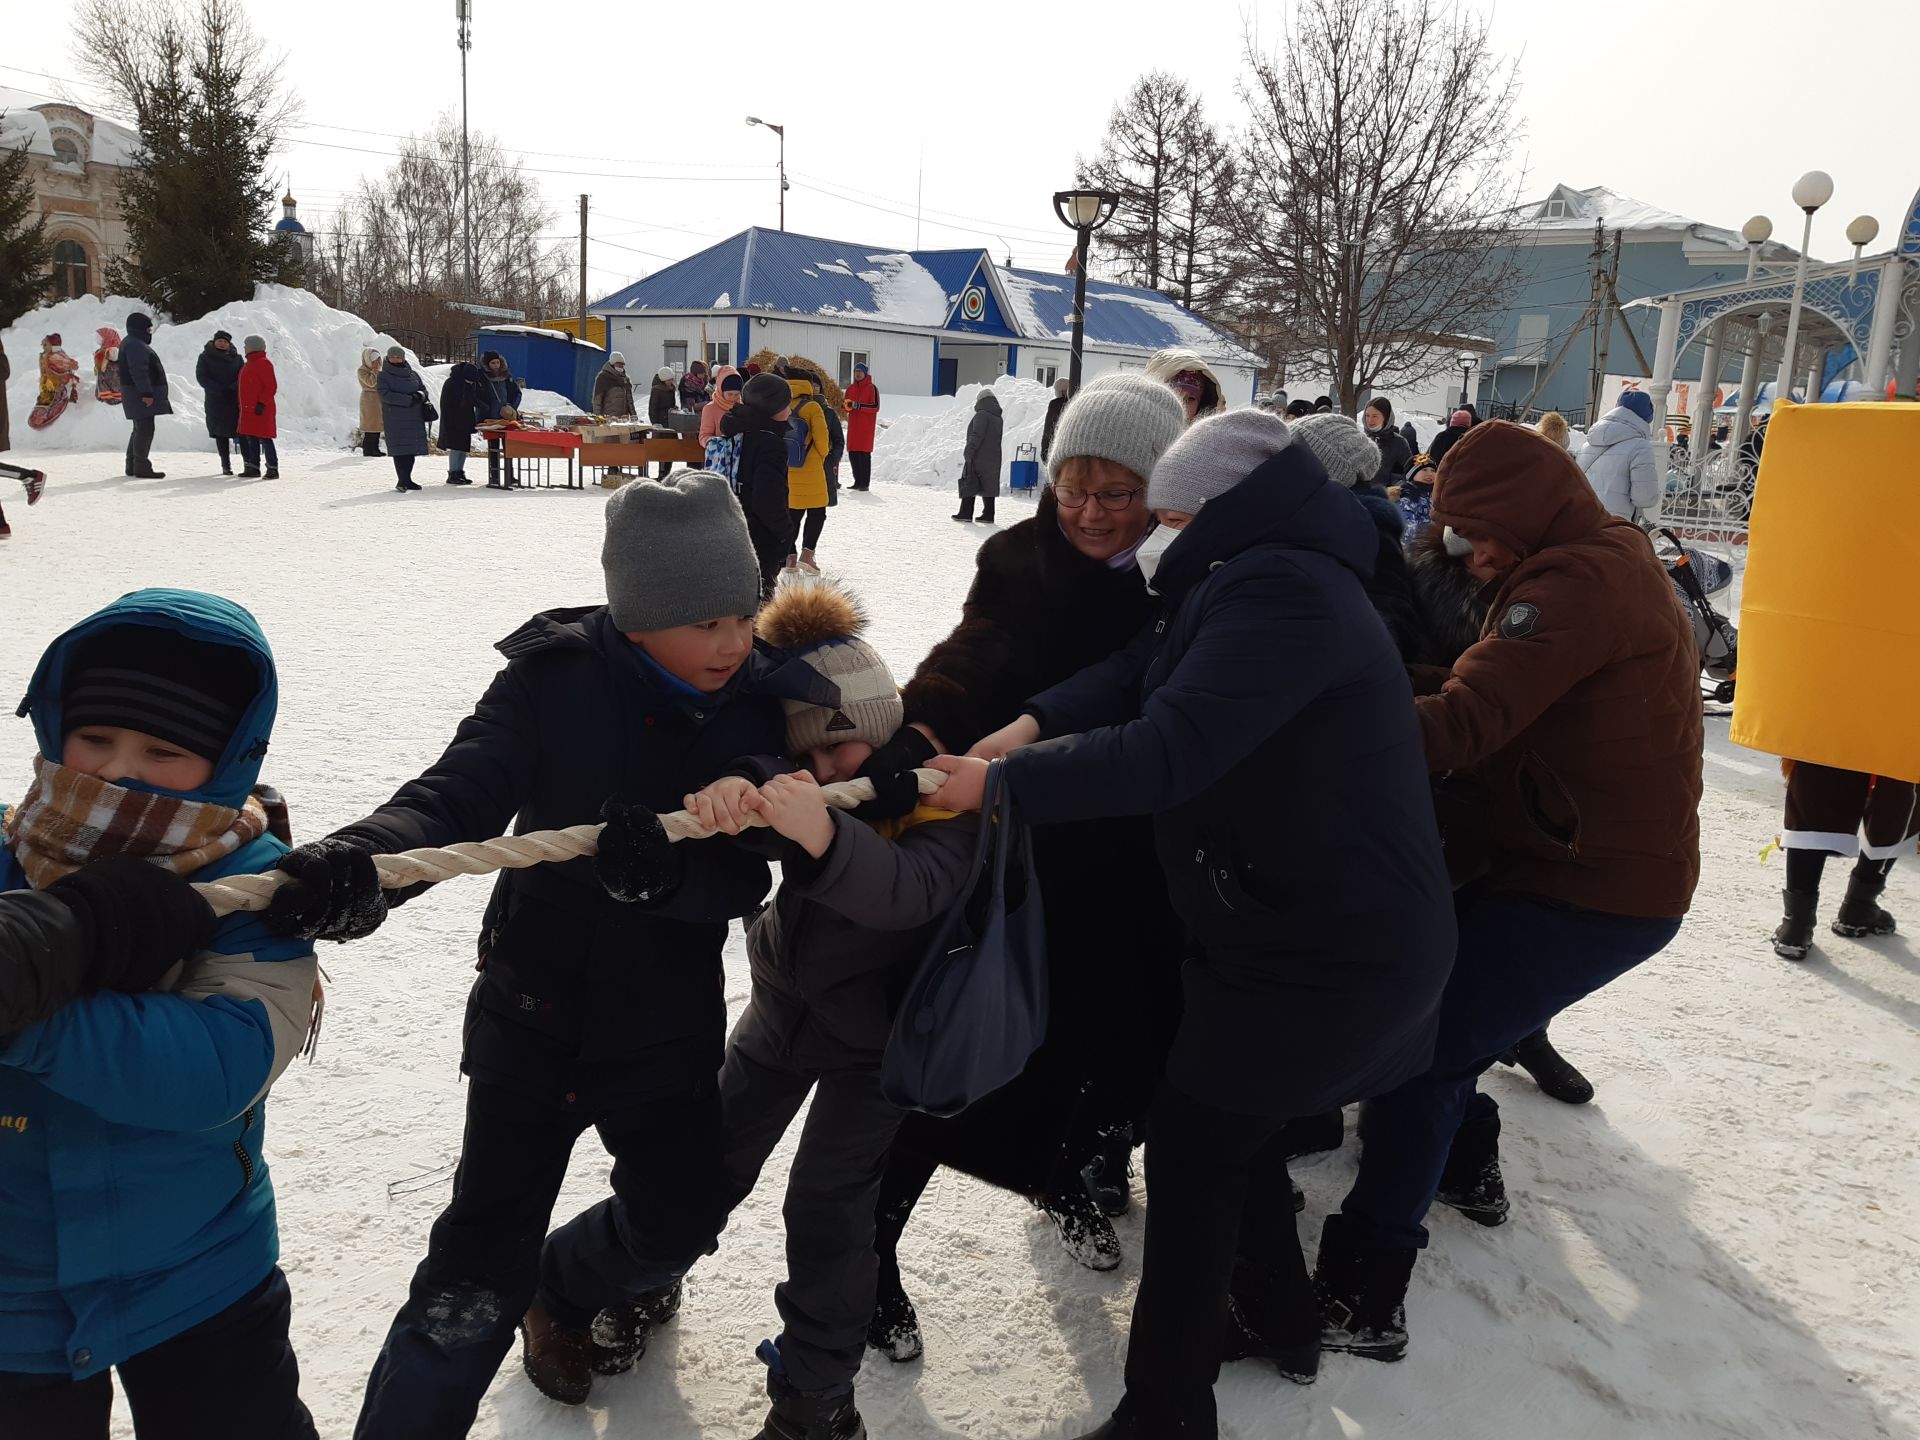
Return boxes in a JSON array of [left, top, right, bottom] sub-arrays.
[[2, 447, 1916, 1440]]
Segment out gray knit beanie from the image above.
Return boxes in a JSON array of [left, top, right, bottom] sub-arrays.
[[1048, 373, 1186, 486], [1149, 409, 1293, 515], [1291, 412, 1379, 488], [243, 334, 266, 354], [602, 471, 762, 631]]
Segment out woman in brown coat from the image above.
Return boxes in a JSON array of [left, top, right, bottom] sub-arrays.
[[356, 346, 385, 457]]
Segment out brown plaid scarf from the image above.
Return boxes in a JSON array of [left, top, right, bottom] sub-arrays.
[[3, 755, 272, 890]]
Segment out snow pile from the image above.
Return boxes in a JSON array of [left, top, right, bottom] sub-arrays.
[[3, 286, 412, 454], [870, 374, 1052, 489]]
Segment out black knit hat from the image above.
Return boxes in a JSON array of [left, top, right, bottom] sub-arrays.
[[742, 371, 792, 416], [63, 626, 259, 762]]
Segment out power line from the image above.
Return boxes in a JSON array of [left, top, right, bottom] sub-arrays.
[[787, 172, 1066, 246]]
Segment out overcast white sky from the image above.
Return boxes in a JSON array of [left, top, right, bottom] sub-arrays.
[[5, 0, 1916, 300]]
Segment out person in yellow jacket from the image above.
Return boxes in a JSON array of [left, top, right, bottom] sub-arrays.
[[781, 361, 831, 573]]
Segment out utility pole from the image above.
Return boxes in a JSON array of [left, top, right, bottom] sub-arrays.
[[1584, 222, 1607, 419], [457, 0, 474, 297], [1590, 228, 1623, 419], [578, 194, 588, 347]]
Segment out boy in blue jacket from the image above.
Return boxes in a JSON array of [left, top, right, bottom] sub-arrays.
[[0, 589, 319, 1439]]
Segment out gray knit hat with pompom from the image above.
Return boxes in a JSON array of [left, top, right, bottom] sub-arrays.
[[1048, 373, 1187, 487], [1290, 412, 1381, 488]]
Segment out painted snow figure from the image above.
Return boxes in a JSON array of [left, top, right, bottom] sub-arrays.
[[925, 407, 1458, 1435], [117, 313, 171, 480], [1580, 390, 1660, 521], [375, 347, 430, 493], [1143, 347, 1227, 424], [237, 336, 280, 479], [259, 474, 819, 1438], [92, 327, 122, 404], [195, 330, 244, 475], [869, 373, 1190, 1367], [844, 361, 879, 490], [0, 590, 320, 1437], [28, 334, 81, 431], [435, 361, 487, 486], [356, 347, 384, 456], [1770, 761, 1917, 960], [1316, 420, 1700, 1369], [952, 389, 1002, 523]]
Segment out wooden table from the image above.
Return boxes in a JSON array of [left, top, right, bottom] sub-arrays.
[[482, 428, 584, 488], [581, 436, 708, 486]]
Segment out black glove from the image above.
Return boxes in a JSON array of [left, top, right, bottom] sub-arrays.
[[253, 402, 266, 416], [267, 837, 388, 942], [864, 724, 938, 778], [48, 856, 218, 993], [595, 800, 684, 905], [850, 769, 924, 822]]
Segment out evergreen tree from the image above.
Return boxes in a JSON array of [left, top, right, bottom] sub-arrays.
[[0, 129, 53, 328], [74, 0, 301, 319]]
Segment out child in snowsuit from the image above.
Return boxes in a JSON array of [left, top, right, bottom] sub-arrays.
[[560, 575, 979, 1440], [263, 473, 833, 1440], [725, 371, 801, 596], [0, 589, 320, 1439]]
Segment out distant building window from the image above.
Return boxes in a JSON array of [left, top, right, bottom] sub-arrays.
[[1516, 314, 1549, 362], [51, 135, 82, 165], [51, 240, 89, 298], [704, 340, 730, 368], [1033, 363, 1060, 387], [837, 349, 870, 387], [662, 341, 687, 374], [1543, 199, 1566, 220]]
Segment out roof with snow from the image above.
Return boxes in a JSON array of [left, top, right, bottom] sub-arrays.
[[590, 227, 1257, 365], [1506, 183, 1802, 256], [0, 87, 140, 168]]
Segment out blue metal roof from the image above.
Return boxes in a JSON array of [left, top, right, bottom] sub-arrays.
[[591, 228, 1252, 362]]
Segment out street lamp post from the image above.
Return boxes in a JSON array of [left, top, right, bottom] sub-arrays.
[[1457, 352, 1477, 408], [456, 0, 474, 297], [1775, 170, 1833, 401], [1741, 215, 1772, 281], [1052, 189, 1120, 395], [1845, 214, 1880, 287], [746, 117, 787, 231]]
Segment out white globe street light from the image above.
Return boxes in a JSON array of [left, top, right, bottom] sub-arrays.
[[1776, 171, 1833, 402], [1742, 215, 1773, 280], [1846, 215, 1880, 285]]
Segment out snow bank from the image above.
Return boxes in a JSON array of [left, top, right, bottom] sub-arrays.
[[3, 286, 411, 455], [871, 374, 1052, 489]]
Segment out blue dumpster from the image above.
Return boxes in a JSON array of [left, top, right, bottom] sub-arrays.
[[1009, 442, 1040, 491]]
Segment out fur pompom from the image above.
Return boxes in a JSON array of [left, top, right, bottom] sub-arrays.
[[756, 574, 868, 653]]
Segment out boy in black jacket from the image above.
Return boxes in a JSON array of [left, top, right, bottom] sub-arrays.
[[724, 371, 800, 596], [265, 473, 836, 1440], [587, 576, 978, 1440]]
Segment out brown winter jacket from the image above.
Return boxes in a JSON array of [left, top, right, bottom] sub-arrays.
[[1423, 420, 1703, 919]]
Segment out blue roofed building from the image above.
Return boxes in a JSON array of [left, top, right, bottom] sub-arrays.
[[589, 226, 1261, 400]]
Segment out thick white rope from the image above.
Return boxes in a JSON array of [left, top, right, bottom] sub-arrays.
[[192, 768, 947, 918]]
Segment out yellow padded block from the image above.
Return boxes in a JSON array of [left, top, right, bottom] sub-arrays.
[[1730, 402, 1920, 782]]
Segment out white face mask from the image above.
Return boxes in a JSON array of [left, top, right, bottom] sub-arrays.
[[1136, 524, 1182, 591]]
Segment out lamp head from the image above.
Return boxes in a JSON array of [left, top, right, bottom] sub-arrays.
[[1741, 215, 1773, 246], [1053, 189, 1119, 232], [1846, 214, 1879, 248], [746, 116, 761, 126], [1791, 170, 1834, 213]]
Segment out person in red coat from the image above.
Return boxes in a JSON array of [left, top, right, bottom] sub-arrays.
[[844, 361, 879, 490], [236, 336, 279, 479]]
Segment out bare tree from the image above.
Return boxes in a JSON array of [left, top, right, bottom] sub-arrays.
[[1162, 107, 1243, 318], [1232, 0, 1527, 413], [1077, 73, 1195, 295]]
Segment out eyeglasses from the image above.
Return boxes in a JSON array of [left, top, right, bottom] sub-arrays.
[[1053, 484, 1143, 512], [1169, 373, 1207, 398]]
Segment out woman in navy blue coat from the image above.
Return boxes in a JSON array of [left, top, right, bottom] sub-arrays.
[[931, 409, 1456, 1438]]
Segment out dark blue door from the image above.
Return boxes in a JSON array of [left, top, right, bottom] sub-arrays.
[[937, 358, 959, 397]]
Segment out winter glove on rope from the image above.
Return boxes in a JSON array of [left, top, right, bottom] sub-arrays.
[[849, 769, 924, 823], [595, 799, 684, 905], [863, 724, 938, 780], [48, 855, 218, 992], [267, 837, 389, 942]]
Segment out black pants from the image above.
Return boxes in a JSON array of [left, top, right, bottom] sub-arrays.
[[353, 1078, 724, 1440], [391, 455, 415, 484], [125, 417, 155, 475], [789, 506, 826, 553], [214, 435, 233, 470], [0, 1268, 316, 1440], [239, 436, 278, 470], [1115, 1084, 1312, 1434], [749, 515, 789, 596], [849, 451, 872, 489]]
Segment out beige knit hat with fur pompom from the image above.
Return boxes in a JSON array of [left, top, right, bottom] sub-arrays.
[[756, 576, 902, 756]]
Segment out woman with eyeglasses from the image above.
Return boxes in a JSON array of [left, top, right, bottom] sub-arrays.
[[1145, 347, 1228, 425], [860, 374, 1189, 1365]]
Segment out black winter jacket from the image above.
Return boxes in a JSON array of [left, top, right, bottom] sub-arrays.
[[1005, 443, 1456, 1119], [330, 607, 834, 1105], [732, 809, 981, 1071], [1371, 426, 1413, 488], [437, 362, 488, 451], [195, 344, 243, 438], [0, 888, 88, 1044], [722, 408, 793, 538]]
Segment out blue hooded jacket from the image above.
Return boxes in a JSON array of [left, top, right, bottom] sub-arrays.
[[0, 589, 315, 1377]]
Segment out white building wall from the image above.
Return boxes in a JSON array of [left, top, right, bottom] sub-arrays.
[[602, 312, 935, 391]]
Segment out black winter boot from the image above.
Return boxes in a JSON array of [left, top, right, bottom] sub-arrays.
[[1833, 863, 1897, 938], [1435, 1106, 1509, 1227], [951, 496, 975, 521], [1223, 1261, 1320, 1384], [1773, 889, 1819, 959], [1040, 1187, 1122, 1270], [1315, 1213, 1416, 1362], [866, 1280, 923, 1363], [238, 466, 262, 478], [1080, 1125, 1134, 1218], [1280, 1109, 1346, 1160], [1498, 1028, 1594, 1105], [263, 464, 279, 479], [519, 1301, 593, 1405], [589, 1280, 681, 1375], [753, 1341, 866, 1440], [977, 498, 996, 523]]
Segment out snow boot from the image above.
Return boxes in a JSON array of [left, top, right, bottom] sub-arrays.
[[752, 1339, 867, 1440], [519, 1301, 592, 1406], [263, 465, 279, 479], [1833, 865, 1897, 938], [1040, 1187, 1122, 1271], [865, 1282, 923, 1363], [1080, 1126, 1134, 1218], [239, 466, 262, 478], [0, 519, 10, 540], [139, 468, 166, 479], [1435, 1103, 1509, 1227], [395, 478, 422, 492], [977, 498, 996, 523], [951, 497, 975, 521], [589, 1280, 682, 1375], [446, 472, 473, 486], [1314, 1214, 1415, 1362], [1222, 1296, 1319, 1384], [1280, 1109, 1345, 1160], [221, 464, 234, 477], [22, 471, 45, 505], [1772, 889, 1819, 959], [1498, 1029, 1594, 1105]]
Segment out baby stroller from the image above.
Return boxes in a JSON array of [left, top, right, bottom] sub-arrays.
[[1654, 528, 1738, 703]]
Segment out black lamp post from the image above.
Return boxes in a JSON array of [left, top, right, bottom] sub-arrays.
[[1053, 189, 1120, 395]]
